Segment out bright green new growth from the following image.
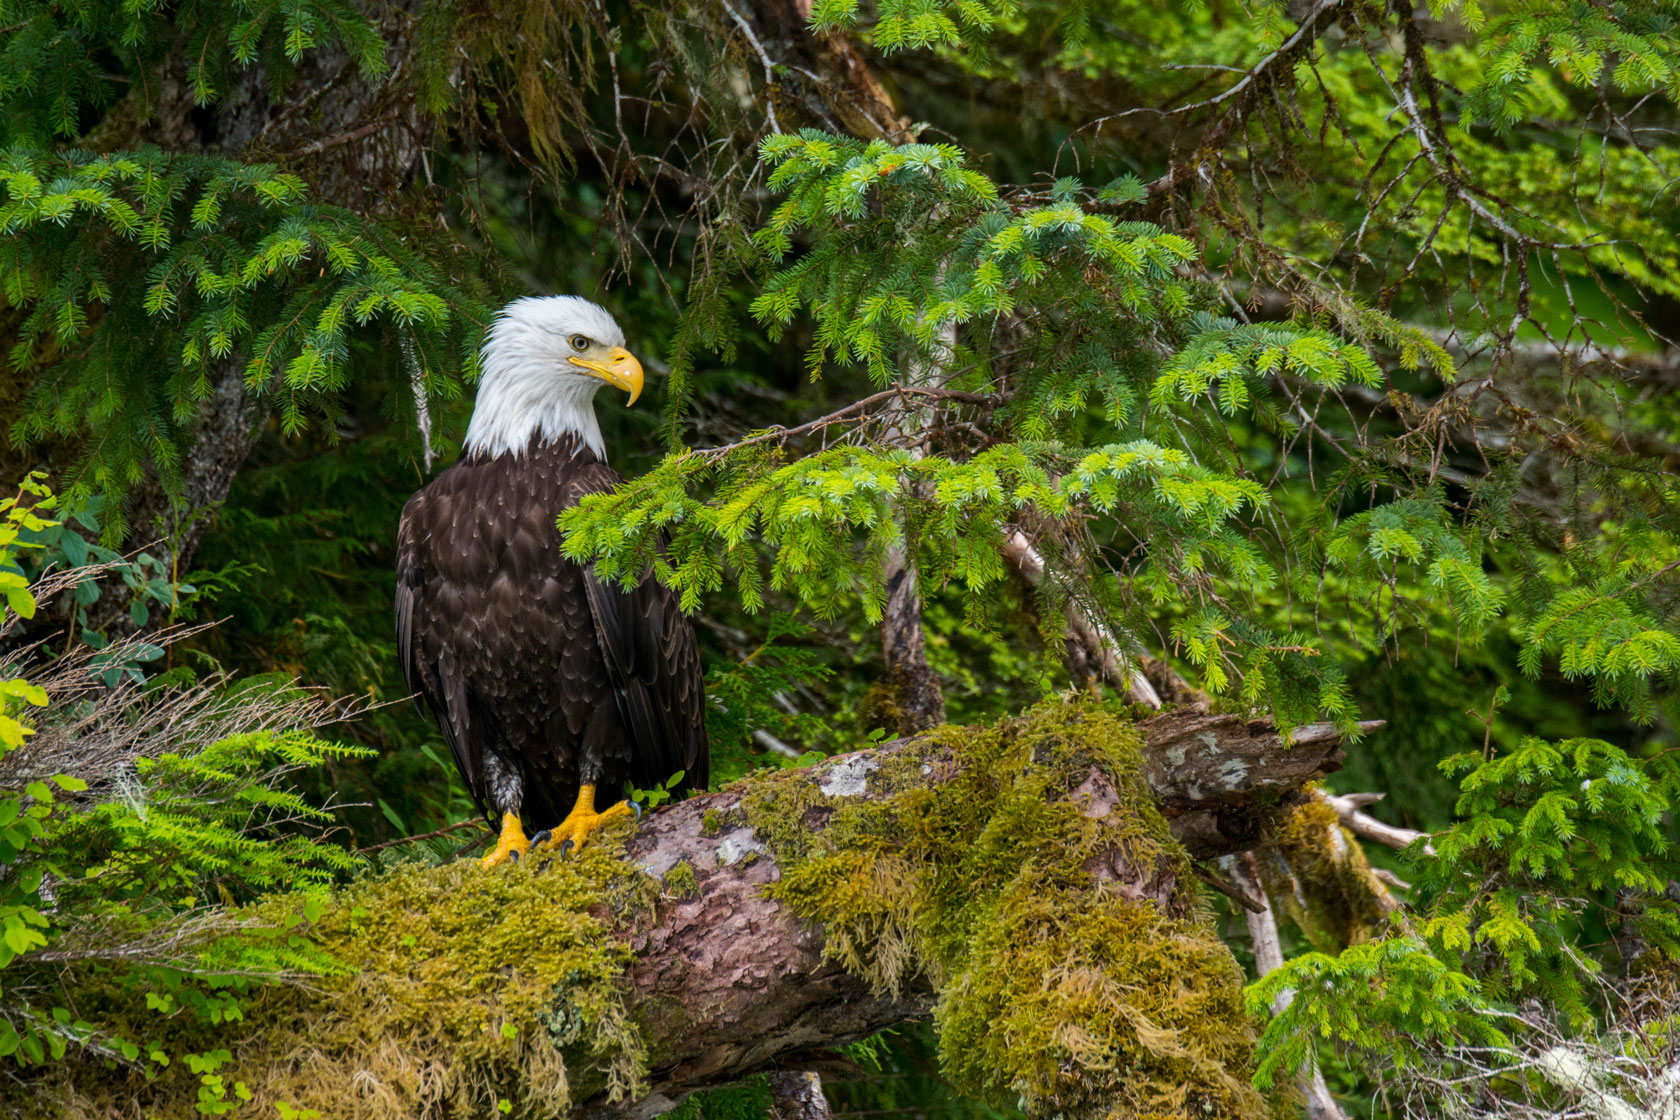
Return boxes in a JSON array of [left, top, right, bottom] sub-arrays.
[[0, 147, 483, 533], [0, 477, 59, 1060], [740, 698, 1269, 1120], [1419, 735, 1680, 1010], [564, 440, 1269, 623], [1246, 936, 1508, 1091], [561, 134, 1364, 728], [1248, 729, 1680, 1099]]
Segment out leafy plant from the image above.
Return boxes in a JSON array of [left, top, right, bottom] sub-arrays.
[[0, 482, 370, 1071], [1249, 725, 1680, 1110]]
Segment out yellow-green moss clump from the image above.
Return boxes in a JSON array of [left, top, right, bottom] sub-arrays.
[[41, 846, 646, 1120], [1262, 791, 1391, 951], [662, 859, 701, 899], [743, 697, 1269, 1120]]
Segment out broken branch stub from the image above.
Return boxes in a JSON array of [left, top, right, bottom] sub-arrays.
[[1138, 711, 1383, 858]]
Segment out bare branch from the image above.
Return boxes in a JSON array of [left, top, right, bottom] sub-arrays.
[[1324, 791, 1434, 856]]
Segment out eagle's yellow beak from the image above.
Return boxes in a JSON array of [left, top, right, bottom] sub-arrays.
[[569, 347, 644, 406]]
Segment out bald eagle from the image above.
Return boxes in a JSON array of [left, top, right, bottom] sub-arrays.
[[395, 296, 708, 866]]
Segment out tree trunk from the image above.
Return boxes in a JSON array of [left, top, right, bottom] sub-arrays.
[[108, 361, 264, 573], [876, 547, 947, 734], [872, 309, 955, 735], [739, 0, 914, 141]]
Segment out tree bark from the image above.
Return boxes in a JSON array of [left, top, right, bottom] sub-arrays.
[[738, 0, 914, 141], [765, 1072, 834, 1120], [583, 703, 1363, 1102], [876, 549, 947, 734], [600, 705, 1368, 1094], [1138, 711, 1378, 858], [107, 362, 264, 577], [871, 317, 954, 735]]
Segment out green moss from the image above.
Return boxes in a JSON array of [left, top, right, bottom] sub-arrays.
[[745, 697, 1269, 1120], [701, 808, 723, 835], [1264, 792, 1390, 950], [663, 859, 701, 899], [664, 1074, 774, 1120], [44, 848, 646, 1119], [33, 700, 1268, 1120]]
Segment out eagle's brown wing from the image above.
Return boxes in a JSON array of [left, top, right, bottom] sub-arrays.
[[396, 487, 490, 817], [570, 464, 710, 798]]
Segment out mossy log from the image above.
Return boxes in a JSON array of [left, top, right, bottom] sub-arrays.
[[39, 700, 1371, 1120]]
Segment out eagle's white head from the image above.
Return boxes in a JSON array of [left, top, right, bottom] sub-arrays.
[[463, 295, 645, 461]]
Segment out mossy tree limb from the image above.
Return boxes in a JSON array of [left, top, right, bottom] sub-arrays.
[[623, 699, 1299, 1117], [38, 699, 1371, 1119], [1137, 710, 1382, 858]]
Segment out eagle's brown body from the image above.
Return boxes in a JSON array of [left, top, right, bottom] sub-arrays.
[[395, 432, 707, 828]]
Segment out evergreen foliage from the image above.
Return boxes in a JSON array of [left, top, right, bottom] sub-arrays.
[[1, 147, 484, 531], [0, 0, 385, 144], [1252, 727, 1680, 1113], [2, 0, 1680, 1115]]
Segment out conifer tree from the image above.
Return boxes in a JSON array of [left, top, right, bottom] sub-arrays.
[[2, 2, 1679, 1117]]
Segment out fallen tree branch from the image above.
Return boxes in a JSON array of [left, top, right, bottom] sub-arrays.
[[1224, 853, 1349, 1120], [42, 699, 1366, 1118], [998, 527, 1163, 708], [1140, 710, 1381, 857]]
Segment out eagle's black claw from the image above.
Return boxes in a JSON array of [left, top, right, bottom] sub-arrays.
[[629, 800, 644, 821], [508, 848, 521, 863], [558, 838, 575, 859], [530, 829, 552, 850]]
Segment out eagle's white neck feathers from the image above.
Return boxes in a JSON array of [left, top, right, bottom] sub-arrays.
[[463, 296, 628, 461]]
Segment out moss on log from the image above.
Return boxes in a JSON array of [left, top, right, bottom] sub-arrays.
[[30, 698, 1361, 1120]]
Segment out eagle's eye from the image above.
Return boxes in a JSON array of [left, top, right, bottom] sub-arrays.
[[569, 334, 591, 352]]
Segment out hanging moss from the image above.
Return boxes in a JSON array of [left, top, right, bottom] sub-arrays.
[[1262, 792, 1390, 951], [742, 696, 1271, 1120], [37, 847, 647, 1120]]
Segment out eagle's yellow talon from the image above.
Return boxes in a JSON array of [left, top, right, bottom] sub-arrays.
[[481, 813, 532, 868], [534, 784, 636, 856]]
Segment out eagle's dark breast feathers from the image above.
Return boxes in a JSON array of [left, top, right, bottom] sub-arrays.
[[395, 433, 708, 828]]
